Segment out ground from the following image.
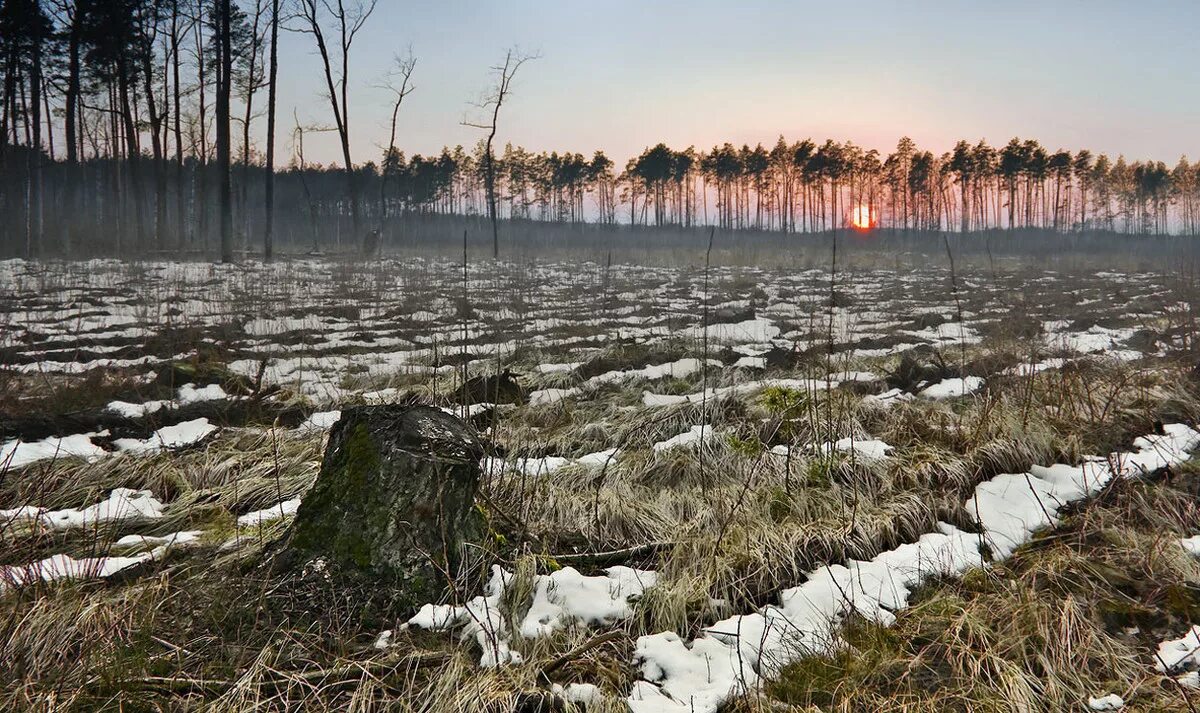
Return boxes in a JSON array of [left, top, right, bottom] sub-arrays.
[[3, 254, 1200, 711]]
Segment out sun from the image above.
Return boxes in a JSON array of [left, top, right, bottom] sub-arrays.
[[849, 203, 876, 231]]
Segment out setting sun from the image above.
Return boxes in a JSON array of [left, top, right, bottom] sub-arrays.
[[850, 203, 876, 230]]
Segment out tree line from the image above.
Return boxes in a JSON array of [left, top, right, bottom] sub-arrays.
[[2, 0, 1199, 260]]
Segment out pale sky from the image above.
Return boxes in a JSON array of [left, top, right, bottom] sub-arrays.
[[272, 0, 1200, 168]]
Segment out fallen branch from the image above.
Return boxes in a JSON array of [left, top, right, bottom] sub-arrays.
[[122, 652, 453, 695], [550, 541, 675, 567], [538, 629, 625, 682]]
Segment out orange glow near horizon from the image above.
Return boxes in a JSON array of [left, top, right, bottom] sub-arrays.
[[850, 203, 877, 231]]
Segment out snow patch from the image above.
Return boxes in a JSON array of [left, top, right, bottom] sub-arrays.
[[861, 388, 912, 408], [107, 399, 170, 418], [653, 425, 713, 453], [1, 488, 165, 530], [176, 383, 229, 404], [1088, 694, 1124, 711], [827, 437, 892, 461], [0, 553, 151, 591], [0, 433, 107, 470], [408, 565, 655, 667], [113, 530, 204, 551], [298, 410, 342, 432], [918, 376, 984, 400], [1155, 626, 1200, 673], [113, 418, 217, 453], [237, 497, 302, 527], [688, 318, 779, 344]]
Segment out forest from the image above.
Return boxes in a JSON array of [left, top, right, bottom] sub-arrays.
[[2, 0, 1199, 260]]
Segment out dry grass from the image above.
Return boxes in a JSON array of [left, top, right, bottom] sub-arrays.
[[752, 472, 1200, 712], [4, 257, 1200, 710]]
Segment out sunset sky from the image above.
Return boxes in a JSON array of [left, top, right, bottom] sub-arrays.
[[274, 0, 1200, 167]]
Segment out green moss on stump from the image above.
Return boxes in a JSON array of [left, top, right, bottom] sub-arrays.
[[277, 405, 486, 611]]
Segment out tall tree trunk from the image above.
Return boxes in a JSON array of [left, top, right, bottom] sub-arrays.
[[117, 64, 144, 248], [28, 17, 43, 258], [217, 0, 233, 262], [240, 0, 266, 254], [960, 180, 969, 232], [142, 26, 165, 249], [195, 6, 208, 249], [484, 133, 497, 257], [338, 27, 358, 240], [264, 0, 278, 261], [172, 0, 185, 249]]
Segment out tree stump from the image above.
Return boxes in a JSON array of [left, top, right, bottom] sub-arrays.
[[277, 405, 486, 609], [461, 368, 527, 405], [361, 228, 381, 257]]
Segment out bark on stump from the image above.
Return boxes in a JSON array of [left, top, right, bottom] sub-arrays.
[[277, 405, 485, 609]]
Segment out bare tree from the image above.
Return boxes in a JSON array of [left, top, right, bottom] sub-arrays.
[[290, 109, 331, 251], [378, 50, 414, 231], [293, 0, 377, 243], [463, 47, 538, 259]]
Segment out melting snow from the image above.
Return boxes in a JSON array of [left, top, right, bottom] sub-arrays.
[[113, 418, 217, 453], [0, 488, 165, 530], [105, 383, 231, 420], [298, 410, 342, 432], [529, 388, 579, 406], [529, 359, 720, 407], [0, 433, 107, 470], [0, 527, 197, 592], [1088, 694, 1125, 711], [237, 497, 302, 527], [408, 565, 655, 667], [107, 399, 170, 418], [828, 437, 892, 461], [407, 566, 521, 667], [551, 683, 603, 705], [176, 383, 229, 404], [1155, 626, 1200, 673], [624, 423, 1200, 711], [576, 448, 619, 468], [0, 553, 152, 591], [653, 425, 713, 453], [520, 566, 658, 638], [113, 530, 204, 550], [484, 447, 621, 478], [687, 318, 780, 344], [918, 376, 985, 400], [862, 388, 912, 408]]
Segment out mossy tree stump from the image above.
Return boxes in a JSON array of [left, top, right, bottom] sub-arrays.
[[277, 405, 486, 610]]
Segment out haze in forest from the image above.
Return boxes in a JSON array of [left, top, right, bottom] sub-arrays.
[[2, 0, 1200, 260]]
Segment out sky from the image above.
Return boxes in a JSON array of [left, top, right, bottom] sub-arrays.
[[272, 0, 1200, 168]]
